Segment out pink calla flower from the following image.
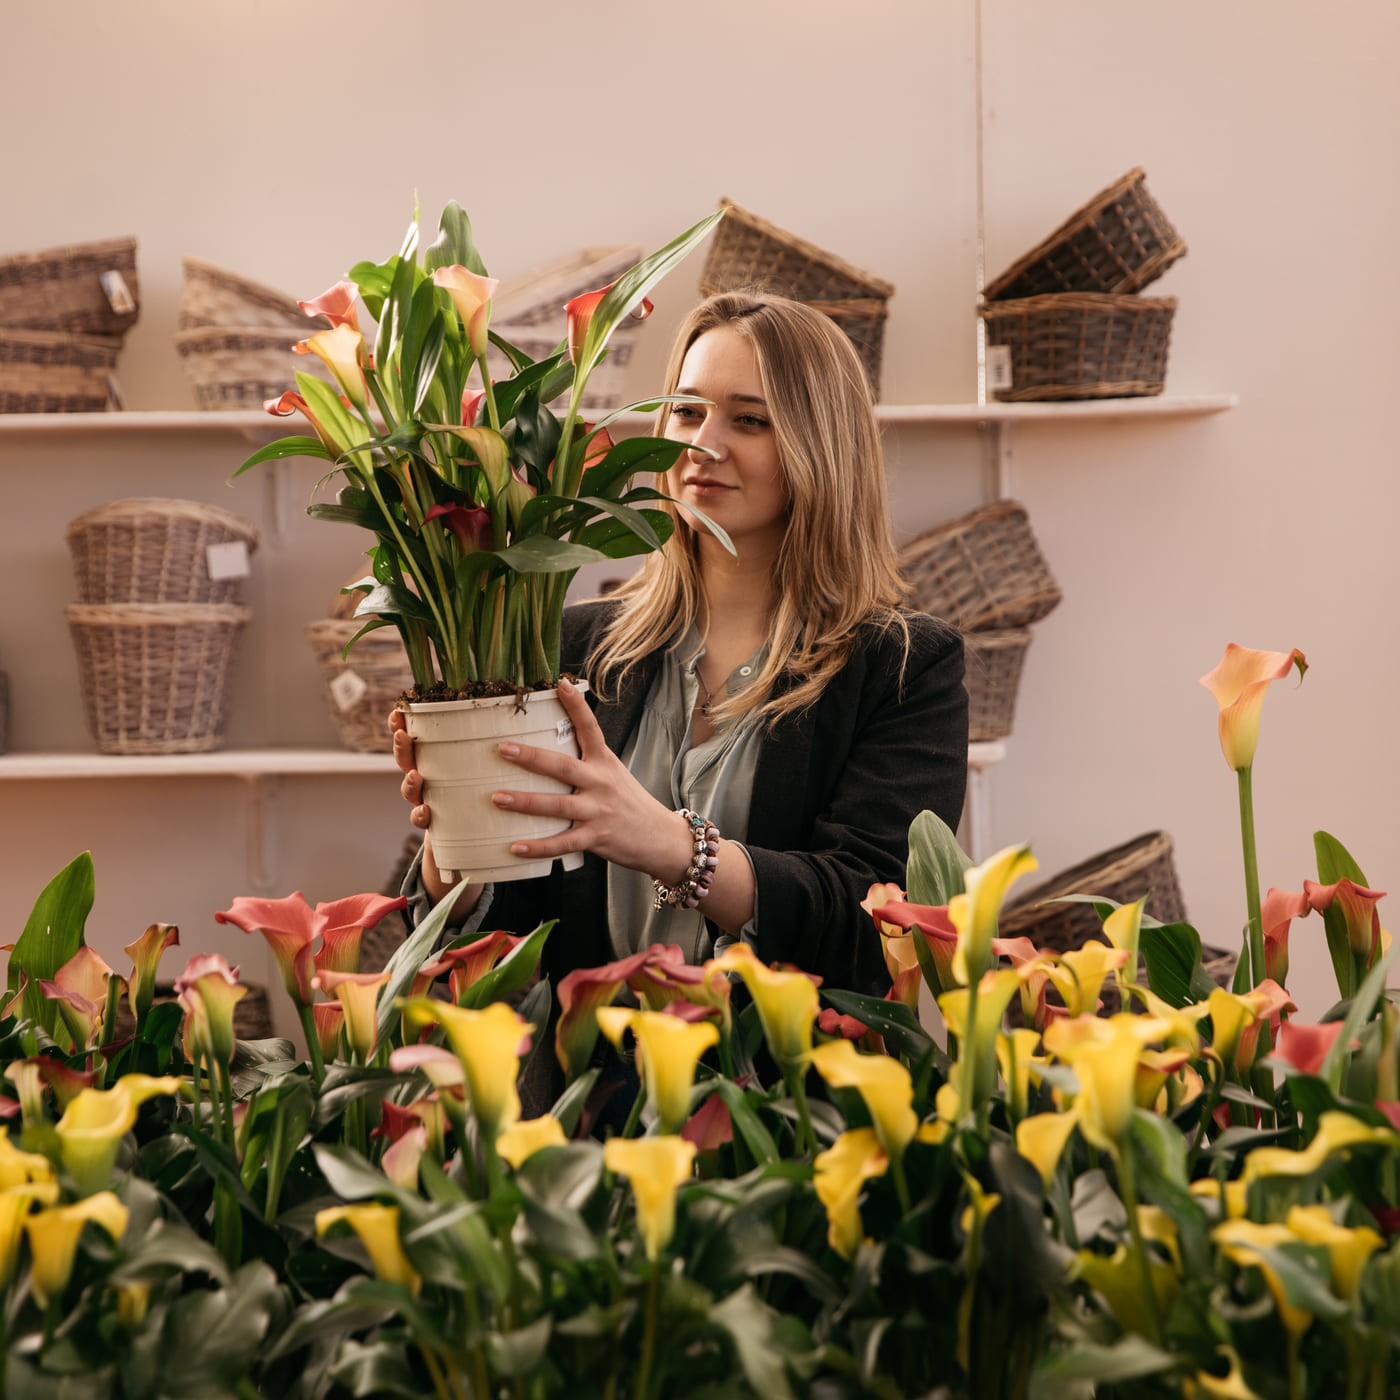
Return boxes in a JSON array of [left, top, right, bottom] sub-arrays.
[[1375, 1102, 1400, 1134], [1304, 878, 1387, 964], [312, 893, 408, 978], [123, 923, 179, 1028], [216, 893, 320, 1008], [424, 503, 493, 554], [461, 387, 486, 426], [381, 1124, 428, 1191], [818, 1008, 870, 1041], [264, 390, 347, 455], [437, 931, 525, 1004], [310, 1002, 345, 1062], [564, 284, 653, 367], [43, 947, 124, 1050], [1275, 1019, 1354, 1077], [298, 279, 362, 333], [293, 323, 369, 412], [175, 954, 246, 1066], [389, 1043, 466, 1091], [1200, 644, 1307, 772], [555, 948, 671, 1079], [432, 266, 500, 358], [1262, 888, 1310, 987], [681, 1090, 734, 1153]]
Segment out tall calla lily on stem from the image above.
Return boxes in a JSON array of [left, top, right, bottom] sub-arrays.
[[294, 322, 370, 412], [1201, 644, 1306, 989], [123, 923, 178, 1029]]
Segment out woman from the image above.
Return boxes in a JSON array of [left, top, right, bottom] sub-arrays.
[[390, 291, 968, 998]]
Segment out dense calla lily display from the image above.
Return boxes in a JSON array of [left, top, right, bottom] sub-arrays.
[[234, 203, 729, 691], [7, 645, 1400, 1397]]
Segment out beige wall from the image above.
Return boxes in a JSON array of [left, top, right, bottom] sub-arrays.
[[1, 0, 1394, 1025]]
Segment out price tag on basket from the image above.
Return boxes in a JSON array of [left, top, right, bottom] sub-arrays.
[[100, 270, 137, 315], [986, 344, 1013, 392], [206, 541, 251, 580], [329, 669, 369, 712]]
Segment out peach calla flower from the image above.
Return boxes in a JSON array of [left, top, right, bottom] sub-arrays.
[[1273, 1019, 1353, 1077], [264, 389, 347, 455], [25, 1192, 129, 1306], [310, 1002, 345, 1063], [41, 946, 124, 1051], [298, 279, 361, 333], [1304, 878, 1387, 964], [216, 892, 320, 1008], [123, 923, 179, 1028], [565, 282, 653, 367], [294, 323, 369, 411], [813, 1127, 888, 1259], [381, 1124, 428, 1192], [175, 954, 247, 1066], [389, 1043, 466, 1091], [432, 265, 499, 358], [555, 946, 688, 1079], [316, 1203, 420, 1295], [1261, 887, 1310, 987], [809, 1039, 918, 1161], [604, 1135, 695, 1260], [312, 893, 407, 978], [496, 1114, 567, 1169], [1200, 644, 1307, 772]]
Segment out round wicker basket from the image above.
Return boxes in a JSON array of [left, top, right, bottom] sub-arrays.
[[67, 498, 259, 606], [174, 325, 321, 410], [900, 501, 1061, 631], [963, 629, 1032, 741], [65, 602, 250, 754], [0, 328, 121, 414], [305, 619, 414, 753], [981, 292, 1176, 402], [0, 236, 140, 337], [983, 168, 1186, 302]]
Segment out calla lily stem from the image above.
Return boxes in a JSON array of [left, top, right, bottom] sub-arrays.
[[635, 1259, 661, 1400], [1115, 1148, 1162, 1347], [298, 1004, 326, 1086], [1237, 766, 1266, 990]]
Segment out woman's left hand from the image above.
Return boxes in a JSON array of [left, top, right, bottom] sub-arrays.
[[492, 678, 693, 883]]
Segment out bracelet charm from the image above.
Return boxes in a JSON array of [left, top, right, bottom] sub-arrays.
[[651, 808, 720, 911]]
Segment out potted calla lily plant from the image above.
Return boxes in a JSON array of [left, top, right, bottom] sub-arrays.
[[236, 204, 730, 883]]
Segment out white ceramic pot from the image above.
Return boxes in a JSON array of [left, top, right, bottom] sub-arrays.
[[403, 684, 587, 884]]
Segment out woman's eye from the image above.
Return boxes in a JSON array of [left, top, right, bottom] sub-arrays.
[[669, 404, 702, 420], [737, 414, 770, 430]]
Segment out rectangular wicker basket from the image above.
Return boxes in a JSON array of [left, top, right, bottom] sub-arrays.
[[899, 501, 1061, 631], [65, 602, 250, 754], [699, 199, 893, 395], [0, 328, 121, 413], [981, 293, 1176, 402], [962, 628, 1032, 741], [0, 236, 140, 337]]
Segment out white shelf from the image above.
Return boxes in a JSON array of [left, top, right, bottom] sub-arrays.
[[0, 741, 1007, 780], [0, 396, 1237, 439]]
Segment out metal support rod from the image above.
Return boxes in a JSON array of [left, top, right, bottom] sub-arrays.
[[979, 420, 1015, 503]]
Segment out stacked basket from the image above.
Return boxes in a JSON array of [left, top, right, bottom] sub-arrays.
[[486, 245, 644, 413], [981, 169, 1186, 401], [0, 236, 140, 413], [699, 199, 894, 397], [175, 257, 319, 409], [899, 500, 1061, 741], [64, 499, 257, 753]]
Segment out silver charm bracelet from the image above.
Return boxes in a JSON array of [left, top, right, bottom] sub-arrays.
[[651, 808, 719, 911]]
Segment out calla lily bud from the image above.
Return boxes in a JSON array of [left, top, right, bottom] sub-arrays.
[[174, 954, 246, 1066], [311, 1002, 345, 1062], [809, 1040, 918, 1162], [313, 970, 391, 1062], [123, 924, 179, 1028], [298, 280, 361, 333], [432, 266, 499, 358], [1200, 644, 1307, 772], [316, 1203, 420, 1295], [25, 1192, 129, 1306], [813, 1128, 888, 1259], [603, 1135, 695, 1260], [294, 323, 369, 412]]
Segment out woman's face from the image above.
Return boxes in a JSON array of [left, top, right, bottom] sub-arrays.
[[662, 326, 789, 559]]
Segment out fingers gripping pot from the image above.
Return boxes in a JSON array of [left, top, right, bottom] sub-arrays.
[[402, 683, 588, 884]]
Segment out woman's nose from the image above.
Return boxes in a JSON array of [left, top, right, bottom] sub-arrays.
[[688, 414, 726, 461]]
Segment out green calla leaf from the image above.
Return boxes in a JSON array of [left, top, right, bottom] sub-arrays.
[[1030, 1335, 1178, 1391], [550, 1067, 600, 1137], [353, 581, 435, 624], [424, 201, 488, 278], [905, 809, 972, 907], [715, 1080, 779, 1165], [820, 990, 942, 1070], [326, 1339, 420, 1398], [487, 1318, 554, 1378], [487, 328, 532, 374], [311, 1067, 403, 1131], [491, 536, 609, 572], [454, 920, 556, 1010], [229, 434, 331, 480], [578, 434, 688, 499], [8, 852, 94, 1041], [572, 509, 676, 560], [1321, 944, 1396, 1088], [374, 879, 478, 1042]]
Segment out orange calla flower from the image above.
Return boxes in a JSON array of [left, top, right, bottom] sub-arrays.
[[294, 323, 369, 412], [298, 279, 361, 333], [432, 265, 500, 358], [1200, 644, 1306, 771], [565, 282, 653, 367]]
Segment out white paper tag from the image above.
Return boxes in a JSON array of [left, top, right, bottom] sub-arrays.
[[986, 344, 1013, 392], [329, 669, 369, 711], [206, 540, 250, 580], [556, 717, 575, 746], [100, 269, 136, 315]]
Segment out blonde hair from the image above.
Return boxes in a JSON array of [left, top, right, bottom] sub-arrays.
[[593, 291, 909, 726]]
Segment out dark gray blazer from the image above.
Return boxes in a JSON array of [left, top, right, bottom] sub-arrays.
[[482, 600, 968, 997]]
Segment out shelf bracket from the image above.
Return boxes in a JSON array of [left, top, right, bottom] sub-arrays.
[[980, 420, 1015, 502], [238, 774, 282, 894], [262, 460, 295, 544], [964, 764, 994, 862]]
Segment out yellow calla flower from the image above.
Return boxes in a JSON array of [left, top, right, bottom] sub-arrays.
[[603, 1135, 696, 1260], [1135, 1048, 1192, 1110], [399, 999, 527, 1139], [1074, 1242, 1178, 1338], [56, 1075, 181, 1197], [1047, 943, 1131, 1018], [703, 944, 817, 1071], [313, 969, 391, 1062], [317, 1203, 420, 1295], [1213, 1219, 1312, 1337], [1190, 1176, 1249, 1221], [996, 1028, 1044, 1122], [1101, 899, 1145, 974], [0, 1182, 59, 1288], [813, 1128, 888, 1260], [25, 1191, 129, 1305], [1044, 1015, 1158, 1151], [115, 1280, 152, 1329], [1285, 1205, 1382, 1301], [1242, 1111, 1396, 1187], [496, 1115, 568, 1169], [947, 844, 1037, 987], [293, 323, 369, 411], [1130, 987, 1210, 1054], [939, 968, 1023, 1110], [1183, 1347, 1260, 1400], [0, 1126, 55, 1189], [1206, 989, 1259, 1070], [809, 1040, 917, 1161], [1016, 1107, 1081, 1188], [1137, 1204, 1182, 1270], [597, 1007, 719, 1134]]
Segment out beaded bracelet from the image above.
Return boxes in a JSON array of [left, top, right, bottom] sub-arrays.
[[651, 808, 720, 911]]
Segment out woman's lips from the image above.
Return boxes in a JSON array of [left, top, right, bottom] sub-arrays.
[[682, 478, 736, 498]]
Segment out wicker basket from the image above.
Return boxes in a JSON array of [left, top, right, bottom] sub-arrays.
[[999, 831, 1187, 955], [179, 257, 306, 331], [305, 618, 414, 753], [65, 602, 250, 754], [699, 199, 894, 394], [0, 329, 121, 413], [962, 629, 1031, 741], [899, 501, 1061, 631], [175, 325, 324, 409], [67, 498, 259, 606], [981, 293, 1175, 402], [983, 169, 1186, 302], [487, 320, 641, 414], [0, 237, 140, 337]]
